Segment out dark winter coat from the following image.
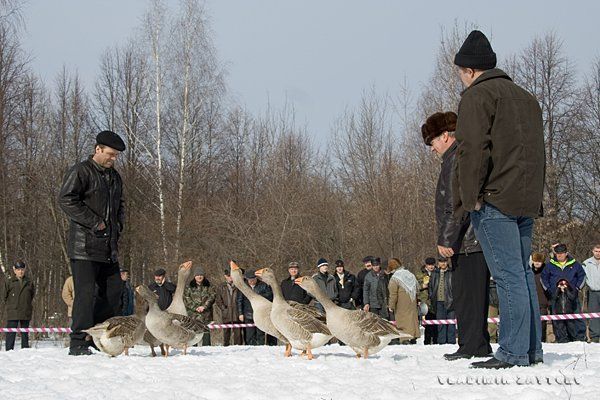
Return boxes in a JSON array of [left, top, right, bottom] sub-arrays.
[[532, 263, 549, 310], [428, 268, 453, 313], [216, 281, 239, 323], [552, 281, 578, 315], [363, 270, 388, 310], [148, 281, 176, 311], [280, 277, 312, 305], [355, 268, 371, 307], [453, 68, 545, 218], [236, 281, 272, 321], [121, 280, 134, 316], [58, 156, 125, 263], [436, 141, 482, 254], [333, 271, 360, 308], [2, 276, 35, 320], [184, 279, 216, 324], [313, 272, 338, 303], [541, 256, 586, 297]]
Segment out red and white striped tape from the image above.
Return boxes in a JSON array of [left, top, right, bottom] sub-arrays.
[[420, 312, 600, 325], [2, 312, 600, 332]]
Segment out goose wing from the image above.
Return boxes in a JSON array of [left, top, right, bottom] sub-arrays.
[[350, 310, 405, 337], [286, 307, 331, 336], [169, 313, 208, 333], [288, 301, 326, 322], [105, 316, 142, 339]]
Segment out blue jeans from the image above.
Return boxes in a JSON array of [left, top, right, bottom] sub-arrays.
[[436, 301, 456, 344], [470, 203, 543, 366]]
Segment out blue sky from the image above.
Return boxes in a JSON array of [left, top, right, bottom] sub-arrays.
[[21, 0, 600, 144]]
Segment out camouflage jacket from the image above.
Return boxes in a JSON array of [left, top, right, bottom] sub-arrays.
[[183, 280, 216, 324]]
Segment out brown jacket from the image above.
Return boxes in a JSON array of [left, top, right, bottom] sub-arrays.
[[215, 281, 239, 323], [62, 276, 75, 318], [453, 68, 545, 218]]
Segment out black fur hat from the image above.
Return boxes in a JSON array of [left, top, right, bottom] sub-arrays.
[[421, 112, 457, 146]]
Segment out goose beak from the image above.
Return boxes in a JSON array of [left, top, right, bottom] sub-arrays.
[[255, 268, 265, 277], [230, 260, 240, 271], [181, 261, 193, 271], [294, 277, 305, 285]]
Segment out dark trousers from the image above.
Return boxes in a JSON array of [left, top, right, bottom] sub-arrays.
[[222, 325, 243, 346], [436, 302, 456, 344], [452, 252, 492, 356], [540, 306, 548, 342], [424, 311, 438, 345], [70, 259, 122, 348], [244, 322, 265, 345], [5, 320, 30, 350]]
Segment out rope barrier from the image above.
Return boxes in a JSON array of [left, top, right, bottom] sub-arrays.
[[2, 312, 600, 332]]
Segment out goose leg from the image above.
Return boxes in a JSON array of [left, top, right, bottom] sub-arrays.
[[150, 346, 157, 357], [124, 347, 129, 356], [183, 344, 188, 356], [299, 350, 307, 357], [306, 344, 314, 360], [160, 344, 166, 356], [163, 345, 170, 357], [363, 347, 369, 359], [284, 343, 292, 357]]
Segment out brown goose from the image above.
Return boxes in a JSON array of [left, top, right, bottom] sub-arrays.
[[229, 261, 288, 345], [166, 261, 194, 315], [83, 293, 147, 357], [255, 268, 332, 359], [136, 285, 207, 356], [296, 275, 412, 358]]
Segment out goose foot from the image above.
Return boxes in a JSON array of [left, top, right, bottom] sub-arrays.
[[307, 345, 314, 360], [159, 344, 166, 357], [150, 346, 157, 357], [356, 353, 362, 359]]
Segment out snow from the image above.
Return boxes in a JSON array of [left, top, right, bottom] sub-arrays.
[[1, 340, 599, 399]]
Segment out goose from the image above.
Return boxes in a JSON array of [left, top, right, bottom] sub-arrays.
[[136, 284, 207, 356], [83, 293, 147, 357], [295, 275, 412, 358], [229, 261, 288, 346], [166, 260, 194, 315], [255, 268, 332, 359]]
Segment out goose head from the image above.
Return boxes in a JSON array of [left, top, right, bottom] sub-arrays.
[[254, 268, 276, 286], [294, 276, 319, 294], [136, 285, 159, 304], [230, 260, 241, 276]]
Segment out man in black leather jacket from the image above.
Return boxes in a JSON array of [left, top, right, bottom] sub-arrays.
[[422, 113, 492, 360], [58, 130, 126, 356]]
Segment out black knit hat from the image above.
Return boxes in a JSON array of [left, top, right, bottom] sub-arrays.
[[96, 130, 126, 151], [454, 30, 497, 70], [13, 261, 26, 269], [317, 258, 328, 268]]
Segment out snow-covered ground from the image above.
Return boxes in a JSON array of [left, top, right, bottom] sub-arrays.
[[1, 340, 598, 399]]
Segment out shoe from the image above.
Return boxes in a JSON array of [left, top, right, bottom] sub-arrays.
[[69, 346, 93, 356], [444, 352, 473, 361], [529, 358, 544, 365], [470, 357, 515, 369]]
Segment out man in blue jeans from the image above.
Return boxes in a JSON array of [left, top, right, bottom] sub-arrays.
[[452, 30, 546, 368]]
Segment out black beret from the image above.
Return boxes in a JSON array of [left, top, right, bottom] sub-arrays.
[[424, 257, 436, 266], [245, 269, 256, 279], [96, 130, 126, 151], [154, 268, 166, 276]]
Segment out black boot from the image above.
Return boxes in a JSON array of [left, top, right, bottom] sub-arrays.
[[470, 357, 515, 369]]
